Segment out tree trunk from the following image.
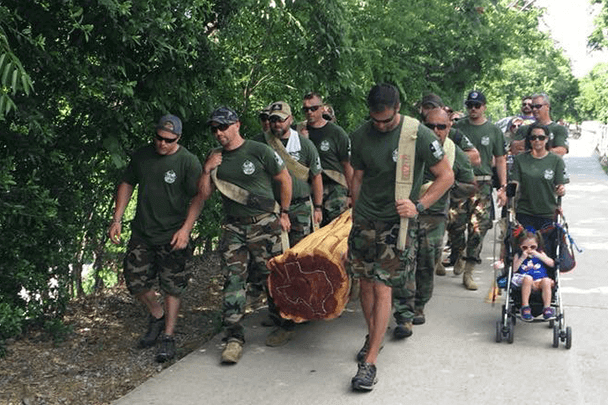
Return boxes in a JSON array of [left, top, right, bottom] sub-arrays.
[[267, 209, 352, 323]]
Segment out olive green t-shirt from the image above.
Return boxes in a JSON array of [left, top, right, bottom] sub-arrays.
[[422, 145, 475, 216], [448, 128, 475, 151], [514, 121, 569, 152], [350, 116, 445, 222], [307, 122, 350, 185], [214, 140, 285, 218], [254, 130, 322, 201], [123, 144, 202, 245], [510, 151, 567, 218], [453, 119, 506, 176]]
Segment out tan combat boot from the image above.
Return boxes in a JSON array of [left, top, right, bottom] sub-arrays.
[[435, 261, 446, 276], [462, 261, 478, 290], [453, 256, 465, 275]]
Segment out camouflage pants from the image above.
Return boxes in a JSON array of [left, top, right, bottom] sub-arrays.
[[447, 181, 493, 263], [220, 214, 282, 342], [288, 198, 312, 247], [321, 182, 348, 227], [412, 215, 446, 310], [123, 237, 193, 298]]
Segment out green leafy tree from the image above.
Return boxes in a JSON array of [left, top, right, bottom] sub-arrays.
[[576, 62, 608, 122]]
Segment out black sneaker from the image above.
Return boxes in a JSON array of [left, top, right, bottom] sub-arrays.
[[351, 362, 377, 391], [138, 314, 165, 348], [393, 321, 413, 339], [156, 334, 176, 363], [356, 335, 384, 363]]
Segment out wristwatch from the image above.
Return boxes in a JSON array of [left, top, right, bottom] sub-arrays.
[[416, 202, 425, 214]]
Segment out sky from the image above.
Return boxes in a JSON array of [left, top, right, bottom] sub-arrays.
[[536, 0, 608, 77]]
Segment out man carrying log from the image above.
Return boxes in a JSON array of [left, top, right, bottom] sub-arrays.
[[302, 92, 354, 225], [393, 108, 475, 327], [348, 84, 453, 391], [181, 106, 292, 364], [255, 101, 324, 247]]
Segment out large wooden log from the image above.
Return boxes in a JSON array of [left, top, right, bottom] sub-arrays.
[[267, 209, 352, 323]]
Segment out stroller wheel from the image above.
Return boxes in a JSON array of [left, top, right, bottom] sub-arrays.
[[495, 321, 503, 343], [565, 326, 572, 350], [507, 319, 514, 344], [548, 319, 554, 329], [553, 325, 560, 348]]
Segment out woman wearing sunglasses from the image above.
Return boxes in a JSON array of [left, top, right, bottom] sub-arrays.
[[510, 122, 568, 256]]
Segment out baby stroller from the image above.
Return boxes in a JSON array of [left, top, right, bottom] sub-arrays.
[[494, 184, 575, 349]]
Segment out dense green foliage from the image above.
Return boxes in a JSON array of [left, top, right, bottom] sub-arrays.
[[576, 62, 608, 123], [0, 0, 582, 347]]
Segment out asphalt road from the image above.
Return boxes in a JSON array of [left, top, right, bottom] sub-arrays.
[[114, 133, 608, 405]]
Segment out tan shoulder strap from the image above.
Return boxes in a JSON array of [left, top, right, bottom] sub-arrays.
[[210, 168, 290, 251], [323, 169, 348, 188], [395, 116, 418, 251], [264, 132, 310, 181]]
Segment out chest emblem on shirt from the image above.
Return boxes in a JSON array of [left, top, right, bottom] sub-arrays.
[[242, 160, 256, 175], [273, 151, 284, 166], [289, 151, 301, 161], [164, 170, 177, 184], [481, 136, 490, 146], [392, 149, 399, 163], [320, 140, 330, 152], [430, 140, 443, 159], [544, 169, 554, 180]]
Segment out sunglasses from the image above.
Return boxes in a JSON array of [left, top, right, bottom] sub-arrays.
[[210, 123, 233, 133], [531, 104, 545, 110], [521, 244, 538, 250], [259, 114, 269, 122], [465, 102, 483, 110], [269, 116, 287, 124], [529, 135, 547, 141], [302, 105, 323, 113], [371, 112, 397, 124], [155, 133, 179, 143], [425, 123, 448, 130], [522, 102, 532, 107], [511, 124, 521, 129]]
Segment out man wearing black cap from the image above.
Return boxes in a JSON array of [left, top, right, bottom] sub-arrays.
[[108, 114, 202, 363], [450, 91, 507, 290], [182, 106, 292, 364]]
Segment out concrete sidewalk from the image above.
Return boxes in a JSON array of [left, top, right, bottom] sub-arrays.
[[114, 134, 608, 405]]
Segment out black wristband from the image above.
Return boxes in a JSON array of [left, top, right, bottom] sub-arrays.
[[280, 208, 290, 214], [314, 204, 323, 210]]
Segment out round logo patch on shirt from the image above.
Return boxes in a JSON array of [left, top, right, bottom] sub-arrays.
[[481, 136, 490, 146], [544, 169, 554, 180], [290, 151, 301, 161], [242, 160, 256, 175], [392, 149, 398, 163], [164, 170, 177, 184], [320, 140, 330, 152]]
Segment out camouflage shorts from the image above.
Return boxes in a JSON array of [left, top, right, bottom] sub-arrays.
[[288, 198, 312, 247], [321, 182, 348, 226], [347, 216, 417, 288], [123, 237, 193, 297]]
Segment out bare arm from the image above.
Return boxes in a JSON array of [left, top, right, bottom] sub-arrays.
[[495, 154, 508, 206], [530, 250, 555, 268], [340, 160, 354, 191], [350, 169, 364, 207], [550, 146, 568, 156], [310, 172, 323, 225], [466, 147, 481, 167], [171, 177, 207, 250], [108, 182, 134, 244], [273, 168, 292, 231]]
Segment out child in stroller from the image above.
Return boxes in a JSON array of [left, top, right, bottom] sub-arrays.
[[511, 229, 555, 321]]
